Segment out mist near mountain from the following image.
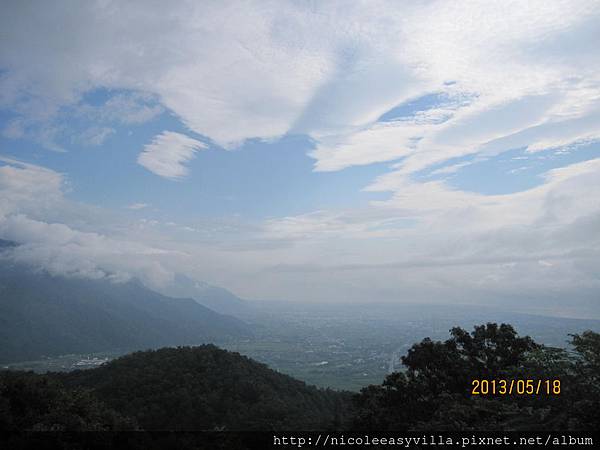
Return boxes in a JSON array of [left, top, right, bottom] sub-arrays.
[[155, 274, 252, 317], [0, 261, 251, 364]]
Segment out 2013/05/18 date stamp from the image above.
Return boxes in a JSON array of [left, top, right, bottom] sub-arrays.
[[471, 379, 561, 396]]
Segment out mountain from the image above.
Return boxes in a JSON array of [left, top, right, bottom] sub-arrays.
[[57, 345, 352, 430], [0, 259, 252, 364], [156, 274, 252, 316]]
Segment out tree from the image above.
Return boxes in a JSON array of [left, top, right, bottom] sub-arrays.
[[0, 370, 136, 431], [353, 324, 600, 431]]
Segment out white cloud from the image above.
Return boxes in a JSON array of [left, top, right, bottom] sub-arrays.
[[95, 92, 163, 125], [0, 156, 65, 220], [1, 152, 599, 316], [1, 0, 596, 168], [127, 203, 149, 210], [429, 161, 473, 176], [1, 2, 600, 315], [252, 158, 600, 314], [0, 158, 283, 296], [0, 158, 185, 286], [74, 126, 115, 147], [137, 131, 206, 179], [303, 1, 600, 174], [0, 213, 176, 285]]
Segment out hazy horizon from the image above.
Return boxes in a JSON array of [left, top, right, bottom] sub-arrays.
[[1, 1, 599, 318]]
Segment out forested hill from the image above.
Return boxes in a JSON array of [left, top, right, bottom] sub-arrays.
[[57, 345, 352, 430], [0, 261, 252, 363], [1, 325, 599, 433]]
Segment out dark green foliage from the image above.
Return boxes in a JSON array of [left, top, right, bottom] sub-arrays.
[[571, 330, 600, 370], [0, 370, 135, 431], [58, 345, 353, 430], [398, 323, 539, 396], [565, 331, 600, 428], [353, 323, 600, 431], [1, 324, 598, 432]]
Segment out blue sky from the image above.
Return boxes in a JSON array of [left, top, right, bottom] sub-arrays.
[[1, 1, 599, 317], [0, 96, 391, 220], [3, 88, 596, 219]]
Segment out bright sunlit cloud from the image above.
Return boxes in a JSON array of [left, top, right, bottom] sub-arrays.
[[1, 0, 599, 317], [137, 131, 206, 180]]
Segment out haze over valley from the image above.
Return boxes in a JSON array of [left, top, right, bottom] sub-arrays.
[[1, 0, 600, 436], [3, 242, 598, 391]]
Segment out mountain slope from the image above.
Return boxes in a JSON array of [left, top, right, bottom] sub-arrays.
[[156, 274, 252, 316], [58, 345, 351, 430], [0, 261, 252, 364]]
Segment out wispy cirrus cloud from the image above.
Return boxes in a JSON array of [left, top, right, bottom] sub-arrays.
[[137, 131, 206, 179], [2, 1, 598, 172]]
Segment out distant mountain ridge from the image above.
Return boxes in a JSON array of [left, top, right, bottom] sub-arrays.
[[0, 253, 252, 364], [155, 273, 252, 316]]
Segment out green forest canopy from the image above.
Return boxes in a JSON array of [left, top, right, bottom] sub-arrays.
[[1, 323, 598, 431]]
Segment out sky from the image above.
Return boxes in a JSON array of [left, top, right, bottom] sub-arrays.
[[0, 0, 599, 318]]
